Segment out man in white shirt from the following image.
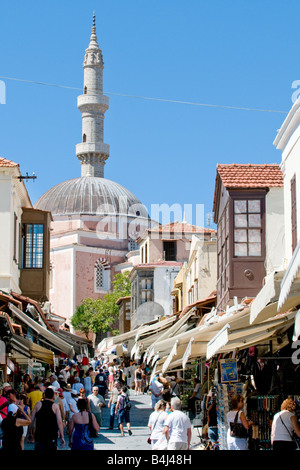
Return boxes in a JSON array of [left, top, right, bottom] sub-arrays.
[[49, 374, 60, 390], [163, 397, 192, 450], [149, 376, 164, 409], [60, 366, 71, 383], [88, 386, 106, 428]]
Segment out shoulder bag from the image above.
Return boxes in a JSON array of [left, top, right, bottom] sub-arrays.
[[148, 411, 162, 444], [88, 412, 98, 438], [230, 411, 248, 439], [279, 413, 300, 450]]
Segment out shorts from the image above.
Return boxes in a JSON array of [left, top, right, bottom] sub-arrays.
[[118, 409, 130, 424], [167, 441, 188, 450]]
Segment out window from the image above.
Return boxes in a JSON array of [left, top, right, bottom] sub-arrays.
[[94, 260, 110, 291], [13, 213, 18, 262], [140, 276, 153, 304], [217, 203, 229, 300], [21, 224, 44, 268], [291, 175, 297, 253], [163, 241, 177, 261], [233, 199, 262, 257], [129, 239, 139, 251], [83, 133, 87, 143]]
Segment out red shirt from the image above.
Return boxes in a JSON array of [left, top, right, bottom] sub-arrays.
[[0, 395, 8, 419]]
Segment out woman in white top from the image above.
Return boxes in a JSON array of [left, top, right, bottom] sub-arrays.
[[271, 398, 300, 451], [147, 400, 168, 449], [226, 395, 252, 450], [68, 390, 79, 421]]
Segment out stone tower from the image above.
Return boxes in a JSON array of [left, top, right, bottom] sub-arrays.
[[76, 14, 110, 178]]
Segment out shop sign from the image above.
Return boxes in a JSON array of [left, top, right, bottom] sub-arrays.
[[6, 358, 15, 373], [220, 358, 238, 383], [0, 340, 5, 364]]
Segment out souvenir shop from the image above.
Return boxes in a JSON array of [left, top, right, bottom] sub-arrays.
[[187, 329, 300, 450]]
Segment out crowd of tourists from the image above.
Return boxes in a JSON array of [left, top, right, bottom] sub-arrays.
[[1, 353, 300, 451], [0, 353, 156, 451]]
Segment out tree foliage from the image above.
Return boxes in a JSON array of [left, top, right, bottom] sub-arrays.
[[71, 271, 131, 337]]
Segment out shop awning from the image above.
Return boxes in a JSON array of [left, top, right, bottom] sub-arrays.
[[148, 306, 251, 362], [250, 271, 285, 324], [97, 326, 144, 354], [278, 241, 300, 311], [8, 303, 75, 357], [134, 315, 177, 342], [293, 310, 300, 341], [179, 293, 217, 318], [145, 310, 197, 363], [54, 329, 92, 355], [10, 334, 55, 364], [206, 311, 296, 359]]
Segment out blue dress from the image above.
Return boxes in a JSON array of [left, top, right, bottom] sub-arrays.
[[71, 423, 94, 450]]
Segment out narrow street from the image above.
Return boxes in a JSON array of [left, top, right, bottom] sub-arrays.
[[24, 390, 201, 451]]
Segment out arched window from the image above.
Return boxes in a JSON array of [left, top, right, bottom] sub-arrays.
[[83, 134, 86, 143], [84, 86, 87, 94]]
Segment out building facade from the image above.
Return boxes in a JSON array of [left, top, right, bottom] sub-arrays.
[[0, 157, 52, 301], [213, 163, 284, 311]]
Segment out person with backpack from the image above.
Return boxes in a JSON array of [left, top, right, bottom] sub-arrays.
[[115, 386, 132, 437]]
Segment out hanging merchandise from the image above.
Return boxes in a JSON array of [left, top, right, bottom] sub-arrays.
[[216, 382, 246, 450], [247, 395, 280, 450]]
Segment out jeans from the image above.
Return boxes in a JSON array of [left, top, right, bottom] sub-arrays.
[[109, 403, 117, 428], [208, 426, 218, 443]]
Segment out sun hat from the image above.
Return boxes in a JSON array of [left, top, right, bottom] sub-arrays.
[[8, 403, 18, 415]]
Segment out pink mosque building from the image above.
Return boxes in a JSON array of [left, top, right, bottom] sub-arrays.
[[35, 16, 149, 329]]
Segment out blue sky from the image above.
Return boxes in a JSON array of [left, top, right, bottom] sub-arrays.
[[0, 1, 298, 227]]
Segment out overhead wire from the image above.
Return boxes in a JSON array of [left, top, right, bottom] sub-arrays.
[[0, 75, 288, 115]]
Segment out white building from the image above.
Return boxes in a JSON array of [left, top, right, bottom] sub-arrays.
[[273, 96, 300, 316], [184, 233, 217, 306], [0, 157, 31, 294]]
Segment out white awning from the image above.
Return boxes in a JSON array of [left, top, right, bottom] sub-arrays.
[[97, 328, 140, 353], [149, 307, 251, 360], [278, 241, 300, 311], [134, 315, 177, 341], [162, 340, 178, 373], [250, 271, 284, 324], [144, 311, 195, 363], [9, 303, 75, 357], [206, 311, 296, 358], [206, 324, 230, 360]]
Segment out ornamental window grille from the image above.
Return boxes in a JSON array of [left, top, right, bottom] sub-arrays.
[[94, 259, 110, 291]]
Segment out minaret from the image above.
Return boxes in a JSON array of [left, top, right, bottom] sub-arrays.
[[76, 14, 110, 178]]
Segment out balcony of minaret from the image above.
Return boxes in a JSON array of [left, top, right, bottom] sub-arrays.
[[76, 142, 110, 156], [77, 94, 109, 112]]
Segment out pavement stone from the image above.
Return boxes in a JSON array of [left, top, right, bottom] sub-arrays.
[[24, 390, 201, 451]]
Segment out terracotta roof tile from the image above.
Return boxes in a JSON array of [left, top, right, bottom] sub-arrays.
[[0, 157, 19, 167], [216, 163, 283, 189], [213, 163, 283, 214], [150, 222, 217, 234], [136, 261, 183, 268]]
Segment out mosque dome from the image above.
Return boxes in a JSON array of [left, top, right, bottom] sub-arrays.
[[34, 176, 149, 218]]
